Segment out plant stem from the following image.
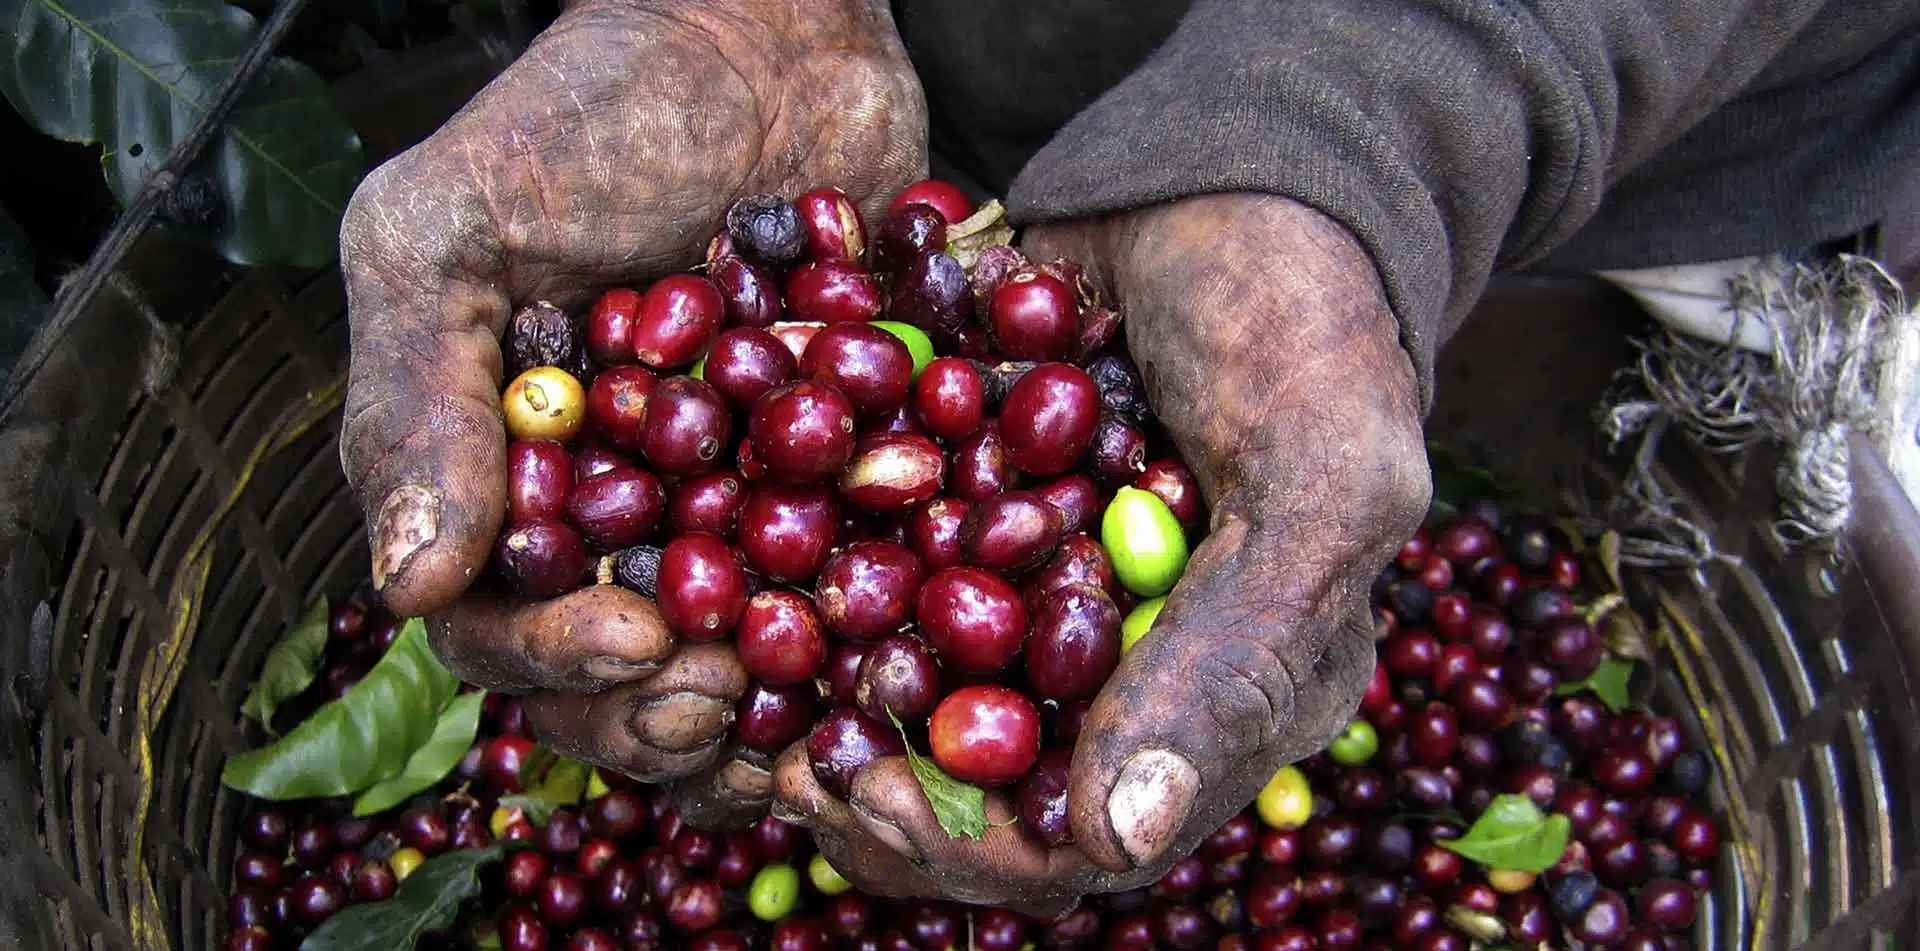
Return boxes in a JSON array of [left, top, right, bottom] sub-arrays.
[[0, 0, 317, 418]]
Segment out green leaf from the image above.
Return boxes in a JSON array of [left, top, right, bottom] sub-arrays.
[[240, 596, 330, 731], [1554, 656, 1637, 712], [222, 618, 460, 800], [352, 690, 486, 816], [299, 845, 503, 951], [1440, 794, 1572, 873], [887, 711, 987, 840], [0, 205, 48, 381], [497, 753, 592, 825], [0, 0, 364, 267]]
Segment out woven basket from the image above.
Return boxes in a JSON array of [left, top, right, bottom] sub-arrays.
[[1, 70, 1915, 951]]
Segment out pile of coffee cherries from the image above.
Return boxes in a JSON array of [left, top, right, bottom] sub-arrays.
[[485, 182, 1201, 816], [223, 180, 1727, 950], [222, 502, 1724, 950]]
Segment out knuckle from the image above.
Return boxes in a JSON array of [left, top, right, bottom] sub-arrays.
[[1190, 631, 1299, 753]]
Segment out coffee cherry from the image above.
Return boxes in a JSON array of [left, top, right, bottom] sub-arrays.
[[960, 490, 1064, 575], [807, 708, 908, 797], [802, 322, 915, 417], [1668, 810, 1720, 864], [1025, 582, 1122, 701], [288, 873, 345, 924], [853, 634, 941, 723], [349, 860, 397, 902], [928, 685, 1042, 786], [1636, 878, 1698, 933], [504, 367, 587, 442], [493, 519, 588, 600], [906, 498, 970, 571], [839, 432, 946, 512], [566, 466, 666, 550], [656, 533, 749, 641], [912, 358, 985, 441], [890, 179, 973, 224], [794, 187, 867, 260], [1593, 746, 1658, 796], [950, 421, 1015, 500], [737, 590, 828, 685], [1015, 749, 1073, 846], [917, 567, 1027, 673], [989, 273, 1078, 362], [999, 364, 1099, 476], [815, 541, 927, 642], [508, 439, 577, 523], [704, 327, 799, 410], [739, 484, 840, 582], [749, 381, 859, 485], [1572, 887, 1631, 946], [666, 880, 727, 932], [787, 260, 884, 323]]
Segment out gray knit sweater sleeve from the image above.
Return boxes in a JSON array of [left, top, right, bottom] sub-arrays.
[[1004, 0, 1920, 403]]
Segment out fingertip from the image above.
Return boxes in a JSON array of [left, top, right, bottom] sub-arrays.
[[433, 585, 677, 693]]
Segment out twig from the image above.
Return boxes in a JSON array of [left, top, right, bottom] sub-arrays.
[[0, 0, 317, 419]]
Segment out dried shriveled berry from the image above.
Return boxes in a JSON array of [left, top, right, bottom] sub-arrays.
[[726, 195, 807, 265], [506, 300, 585, 380]]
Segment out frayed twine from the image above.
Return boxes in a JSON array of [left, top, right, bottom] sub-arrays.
[[1591, 254, 1915, 567]]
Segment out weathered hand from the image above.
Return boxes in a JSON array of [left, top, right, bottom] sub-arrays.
[[337, 0, 925, 804], [770, 194, 1430, 914]]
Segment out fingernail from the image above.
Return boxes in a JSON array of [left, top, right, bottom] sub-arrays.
[[371, 484, 440, 590], [580, 655, 659, 683], [1106, 749, 1200, 867], [852, 804, 923, 865], [770, 801, 811, 827]]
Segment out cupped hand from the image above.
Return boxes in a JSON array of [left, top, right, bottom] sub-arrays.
[[337, 0, 925, 803], [771, 194, 1431, 915]]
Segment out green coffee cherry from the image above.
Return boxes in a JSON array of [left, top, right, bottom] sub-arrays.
[[748, 863, 802, 920], [586, 769, 612, 800], [870, 321, 935, 378], [1328, 718, 1380, 766], [1121, 596, 1167, 654], [807, 853, 852, 896], [1102, 487, 1190, 596]]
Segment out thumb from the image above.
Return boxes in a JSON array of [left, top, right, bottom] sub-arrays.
[[339, 156, 512, 617], [1064, 506, 1378, 874]]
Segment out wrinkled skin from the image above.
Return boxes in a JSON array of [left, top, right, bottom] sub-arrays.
[[338, 0, 1429, 917], [771, 195, 1430, 915], [339, 0, 925, 795]]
